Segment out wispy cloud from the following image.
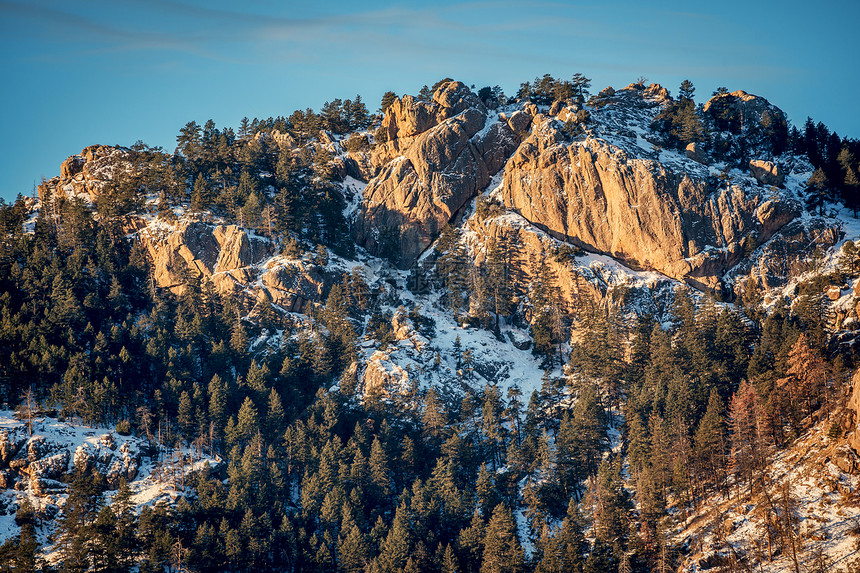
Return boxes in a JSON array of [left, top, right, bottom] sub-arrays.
[[0, 0, 601, 62], [0, 0, 808, 87]]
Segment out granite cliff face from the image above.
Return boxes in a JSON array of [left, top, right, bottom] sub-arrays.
[[134, 220, 271, 294], [499, 115, 800, 292], [354, 81, 521, 268], [352, 82, 835, 296]]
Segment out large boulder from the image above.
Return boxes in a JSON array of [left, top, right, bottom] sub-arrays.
[[378, 95, 439, 142], [260, 260, 326, 313], [433, 80, 483, 117], [685, 142, 709, 165], [60, 155, 85, 179], [749, 159, 785, 187]]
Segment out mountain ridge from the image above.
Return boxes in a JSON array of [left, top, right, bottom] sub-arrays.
[[3, 75, 860, 571]]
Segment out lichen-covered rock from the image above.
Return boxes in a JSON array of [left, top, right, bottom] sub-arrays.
[[704, 90, 785, 128], [28, 435, 61, 462], [213, 225, 267, 273], [505, 111, 533, 134], [343, 151, 377, 181], [834, 444, 859, 474], [755, 198, 800, 237]]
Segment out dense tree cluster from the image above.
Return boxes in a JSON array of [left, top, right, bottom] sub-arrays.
[[650, 79, 704, 150], [516, 74, 591, 105], [792, 119, 860, 215], [648, 80, 860, 220]]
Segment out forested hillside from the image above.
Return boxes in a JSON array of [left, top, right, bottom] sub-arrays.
[[1, 76, 860, 572]]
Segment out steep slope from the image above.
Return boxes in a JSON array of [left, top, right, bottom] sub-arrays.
[[671, 373, 860, 573]]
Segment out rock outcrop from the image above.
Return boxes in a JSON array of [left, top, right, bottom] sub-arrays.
[[0, 420, 141, 498], [703, 90, 788, 159], [703, 90, 786, 130], [259, 258, 327, 313], [845, 370, 860, 454], [685, 142, 709, 165], [465, 212, 676, 326], [136, 221, 271, 295], [500, 121, 805, 293], [355, 81, 521, 268], [39, 145, 127, 203]]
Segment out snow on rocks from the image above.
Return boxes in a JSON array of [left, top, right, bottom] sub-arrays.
[[0, 411, 220, 548]]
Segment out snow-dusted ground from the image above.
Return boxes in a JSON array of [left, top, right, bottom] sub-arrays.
[[357, 285, 554, 401], [0, 412, 220, 555], [673, 411, 860, 573]]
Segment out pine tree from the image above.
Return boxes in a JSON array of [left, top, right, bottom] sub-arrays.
[[177, 390, 194, 440], [457, 511, 486, 572], [806, 168, 830, 215], [678, 79, 695, 102], [557, 499, 587, 572], [190, 175, 210, 212], [586, 459, 630, 545], [729, 380, 762, 496], [369, 436, 391, 500], [441, 543, 460, 573], [694, 388, 727, 488], [235, 397, 260, 447], [481, 503, 524, 573], [422, 387, 448, 443], [380, 91, 397, 114], [776, 333, 828, 425], [481, 384, 505, 469], [376, 501, 411, 573], [338, 523, 370, 573]]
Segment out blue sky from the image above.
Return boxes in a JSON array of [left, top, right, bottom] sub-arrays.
[[1, 0, 858, 202]]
